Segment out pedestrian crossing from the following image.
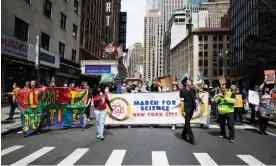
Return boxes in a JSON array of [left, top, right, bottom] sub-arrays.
[[1, 145, 270, 165]]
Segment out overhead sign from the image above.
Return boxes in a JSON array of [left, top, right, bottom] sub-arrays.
[[85, 65, 111, 74], [1, 33, 28, 60]]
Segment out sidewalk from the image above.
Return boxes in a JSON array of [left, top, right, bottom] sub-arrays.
[[1, 105, 22, 135]]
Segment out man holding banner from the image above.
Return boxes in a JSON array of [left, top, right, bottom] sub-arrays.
[[180, 77, 197, 145]]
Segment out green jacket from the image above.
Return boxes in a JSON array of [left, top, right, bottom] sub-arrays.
[[215, 91, 236, 114]]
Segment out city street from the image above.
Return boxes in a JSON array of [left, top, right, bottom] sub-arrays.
[[2, 119, 276, 165]]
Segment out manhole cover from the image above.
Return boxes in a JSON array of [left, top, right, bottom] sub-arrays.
[[1, 120, 15, 124]]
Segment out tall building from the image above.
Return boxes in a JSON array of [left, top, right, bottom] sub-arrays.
[[156, 0, 187, 77], [170, 28, 230, 86], [1, 0, 81, 92], [129, 43, 144, 78], [188, 0, 208, 4], [201, 0, 229, 28], [119, 12, 127, 51], [147, 0, 160, 11], [229, 0, 276, 88], [143, 10, 160, 81], [79, 0, 105, 60], [79, 0, 121, 61]]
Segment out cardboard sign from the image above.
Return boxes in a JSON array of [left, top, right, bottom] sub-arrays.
[[264, 70, 275, 84], [160, 77, 173, 89], [218, 75, 226, 85]]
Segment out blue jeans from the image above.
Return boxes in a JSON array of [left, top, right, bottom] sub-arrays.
[[94, 110, 106, 136], [9, 103, 18, 118]]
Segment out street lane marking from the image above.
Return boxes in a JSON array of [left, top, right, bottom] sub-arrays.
[[11, 147, 55, 166], [152, 151, 169, 166], [208, 124, 254, 129], [237, 155, 265, 165], [1, 145, 24, 156], [57, 148, 89, 166], [193, 153, 218, 166], [105, 150, 126, 166]]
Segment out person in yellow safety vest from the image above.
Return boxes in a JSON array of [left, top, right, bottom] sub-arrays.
[[234, 88, 245, 123], [215, 85, 236, 143]]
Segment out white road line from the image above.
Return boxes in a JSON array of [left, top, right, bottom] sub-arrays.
[[105, 150, 126, 166], [11, 147, 55, 166], [208, 124, 254, 129], [1, 145, 24, 156], [193, 153, 218, 166], [152, 151, 169, 166], [57, 148, 89, 166], [243, 124, 276, 137], [237, 155, 266, 165]]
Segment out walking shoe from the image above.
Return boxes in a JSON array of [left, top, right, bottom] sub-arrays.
[[189, 139, 197, 145], [88, 119, 91, 122], [219, 135, 226, 138], [229, 139, 235, 143], [182, 136, 189, 142], [172, 125, 175, 130], [150, 125, 153, 128], [263, 131, 268, 135], [100, 135, 105, 140], [260, 131, 263, 135], [97, 135, 101, 139], [5, 117, 13, 120], [82, 126, 85, 131]]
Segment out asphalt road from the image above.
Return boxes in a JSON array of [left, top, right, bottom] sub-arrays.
[[2, 118, 276, 165]]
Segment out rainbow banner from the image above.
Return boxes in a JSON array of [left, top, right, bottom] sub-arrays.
[[16, 88, 88, 135]]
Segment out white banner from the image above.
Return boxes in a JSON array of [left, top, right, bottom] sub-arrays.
[[105, 92, 209, 125], [248, 90, 260, 105]]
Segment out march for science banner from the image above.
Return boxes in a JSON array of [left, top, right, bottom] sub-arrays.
[[105, 92, 209, 125], [16, 88, 88, 135]]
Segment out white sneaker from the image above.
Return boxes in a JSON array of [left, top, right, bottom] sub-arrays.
[[88, 119, 91, 122], [100, 135, 104, 140], [172, 125, 175, 130], [97, 135, 101, 139]]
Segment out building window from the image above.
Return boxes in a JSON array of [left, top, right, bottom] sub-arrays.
[[204, 44, 208, 49], [227, 35, 230, 41], [227, 59, 230, 65], [219, 69, 223, 75], [204, 52, 208, 57], [14, 17, 28, 42], [213, 44, 217, 49], [227, 44, 230, 49], [219, 44, 223, 49], [74, 0, 79, 13], [199, 52, 203, 57], [72, 49, 76, 62], [199, 36, 203, 41], [59, 42, 65, 58], [199, 60, 203, 66], [199, 44, 203, 50], [43, 0, 52, 18], [204, 60, 208, 67], [73, 24, 78, 38], [60, 13, 67, 30], [219, 36, 223, 41], [204, 69, 208, 76], [213, 36, 217, 41], [41, 32, 50, 51], [213, 70, 217, 76], [204, 36, 208, 41]]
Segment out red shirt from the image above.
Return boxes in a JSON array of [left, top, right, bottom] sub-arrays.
[[93, 93, 109, 110]]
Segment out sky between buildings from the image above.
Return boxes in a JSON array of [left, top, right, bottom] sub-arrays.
[[121, 0, 147, 48]]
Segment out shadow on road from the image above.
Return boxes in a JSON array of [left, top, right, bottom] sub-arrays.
[[174, 132, 182, 140], [244, 128, 260, 134]]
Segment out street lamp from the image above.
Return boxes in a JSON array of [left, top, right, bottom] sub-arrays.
[[219, 50, 228, 77]]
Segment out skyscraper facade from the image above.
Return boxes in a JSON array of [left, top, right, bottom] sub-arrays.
[[143, 10, 160, 81], [129, 43, 144, 78]]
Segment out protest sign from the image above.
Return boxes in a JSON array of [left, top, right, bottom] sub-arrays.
[[218, 75, 226, 85], [264, 70, 275, 84], [17, 88, 88, 135], [160, 77, 173, 89], [105, 92, 209, 125], [248, 90, 260, 105]]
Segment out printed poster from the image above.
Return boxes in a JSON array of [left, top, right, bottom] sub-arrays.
[[105, 92, 209, 125]]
